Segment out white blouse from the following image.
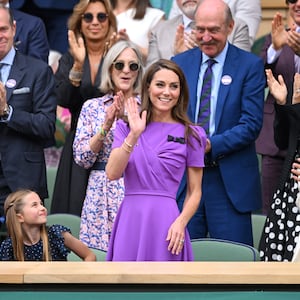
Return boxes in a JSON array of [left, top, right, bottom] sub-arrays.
[[116, 7, 165, 48]]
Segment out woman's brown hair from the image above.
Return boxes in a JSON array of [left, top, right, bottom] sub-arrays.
[[110, 0, 152, 20], [68, 0, 117, 45]]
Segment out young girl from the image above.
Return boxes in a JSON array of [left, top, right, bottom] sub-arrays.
[[0, 189, 96, 261]]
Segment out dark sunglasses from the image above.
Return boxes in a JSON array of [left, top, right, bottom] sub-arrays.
[[287, 0, 297, 3], [112, 61, 140, 72], [82, 12, 108, 23]]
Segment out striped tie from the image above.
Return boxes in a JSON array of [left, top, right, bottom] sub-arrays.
[[198, 59, 216, 135]]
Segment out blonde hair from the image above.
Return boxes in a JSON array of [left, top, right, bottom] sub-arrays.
[[4, 190, 51, 261], [99, 40, 144, 93]]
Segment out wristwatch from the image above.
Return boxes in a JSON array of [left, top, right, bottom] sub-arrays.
[[0, 105, 10, 118]]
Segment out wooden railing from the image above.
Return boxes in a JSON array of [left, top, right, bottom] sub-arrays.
[[1, 261, 300, 285]]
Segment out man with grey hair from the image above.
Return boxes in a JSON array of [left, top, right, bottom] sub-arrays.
[[146, 0, 251, 67]]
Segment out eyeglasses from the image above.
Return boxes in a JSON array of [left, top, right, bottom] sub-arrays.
[[112, 61, 140, 72], [82, 12, 108, 23], [287, 0, 297, 3]]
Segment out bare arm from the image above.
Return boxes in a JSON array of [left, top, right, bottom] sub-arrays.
[[166, 166, 203, 255], [63, 232, 96, 261]]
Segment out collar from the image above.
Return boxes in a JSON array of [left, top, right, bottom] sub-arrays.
[[201, 42, 229, 66], [0, 47, 16, 66], [182, 14, 193, 30]]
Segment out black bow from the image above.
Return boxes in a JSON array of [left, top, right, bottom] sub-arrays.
[[167, 135, 185, 144]]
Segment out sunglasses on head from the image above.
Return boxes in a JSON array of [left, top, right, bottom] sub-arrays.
[[287, 0, 297, 3], [82, 12, 108, 23], [112, 61, 140, 72]]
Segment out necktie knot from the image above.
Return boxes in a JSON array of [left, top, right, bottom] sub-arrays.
[[206, 58, 216, 68]]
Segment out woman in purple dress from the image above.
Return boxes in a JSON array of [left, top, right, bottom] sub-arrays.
[[106, 59, 206, 261]]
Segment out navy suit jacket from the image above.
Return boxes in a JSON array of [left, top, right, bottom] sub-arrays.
[[12, 9, 49, 63], [11, 0, 78, 10], [172, 44, 265, 212], [0, 52, 56, 199]]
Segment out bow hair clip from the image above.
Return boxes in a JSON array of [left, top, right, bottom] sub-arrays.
[[167, 135, 185, 144]]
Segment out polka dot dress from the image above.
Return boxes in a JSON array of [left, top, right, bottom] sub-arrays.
[[259, 174, 300, 261], [0, 224, 71, 261]]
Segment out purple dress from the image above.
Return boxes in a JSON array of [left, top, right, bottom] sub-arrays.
[[106, 120, 206, 261]]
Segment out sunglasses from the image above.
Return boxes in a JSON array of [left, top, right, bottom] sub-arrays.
[[82, 12, 108, 23], [112, 61, 140, 72], [287, 0, 297, 3]]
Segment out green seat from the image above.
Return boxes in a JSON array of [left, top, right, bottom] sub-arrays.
[[47, 213, 81, 239], [191, 238, 260, 261], [251, 214, 267, 251], [44, 166, 58, 214], [68, 248, 107, 261]]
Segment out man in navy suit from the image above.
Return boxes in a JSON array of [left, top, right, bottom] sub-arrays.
[[0, 1, 49, 62], [172, 0, 265, 246], [0, 5, 56, 218], [10, 0, 79, 54]]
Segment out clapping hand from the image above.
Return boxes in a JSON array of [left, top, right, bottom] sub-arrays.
[[271, 12, 288, 51], [68, 30, 85, 68], [287, 24, 300, 56], [292, 73, 300, 105], [103, 91, 125, 129], [0, 81, 7, 113], [125, 97, 147, 138], [174, 24, 198, 55], [265, 69, 287, 105]]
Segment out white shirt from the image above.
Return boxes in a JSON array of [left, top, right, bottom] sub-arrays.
[[116, 7, 165, 48], [195, 43, 229, 136]]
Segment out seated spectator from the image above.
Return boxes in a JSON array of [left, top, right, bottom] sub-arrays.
[[0, 189, 96, 261]]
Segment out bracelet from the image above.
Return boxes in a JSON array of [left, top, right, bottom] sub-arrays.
[[99, 126, 108, 137], [69, 79, 80, 87], [69, 68, 83, 82], [121, 143, 132, 154], [124, 138, 133, 148], [97, 126, 108, 141]]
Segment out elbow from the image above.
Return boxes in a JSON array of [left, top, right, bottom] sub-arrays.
[[105, 166, 120, 181]]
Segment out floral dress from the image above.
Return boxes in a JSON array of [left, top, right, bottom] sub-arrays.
[[73, 94, 126, 251]]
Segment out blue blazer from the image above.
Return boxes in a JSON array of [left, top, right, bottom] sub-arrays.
[[12, 9, 49, 63], [11, 0, 78, 10], [172, 44, 265, 212], [0, 52, 56, 199]]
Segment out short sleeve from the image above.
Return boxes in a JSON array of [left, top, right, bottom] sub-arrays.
[[0, 238, 14, 261], [112, 119, 130, 149], [187, 126, 206, 167], [48, 224, 71, 260]]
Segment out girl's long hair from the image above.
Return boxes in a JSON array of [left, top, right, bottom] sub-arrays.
[[4, 190, 51, 261]]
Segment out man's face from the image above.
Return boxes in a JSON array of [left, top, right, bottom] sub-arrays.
[[0, 8, 15, 59], [289, 1, 300, 26], [176, 0, 199, 19], [194, 2, 233, 57]]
